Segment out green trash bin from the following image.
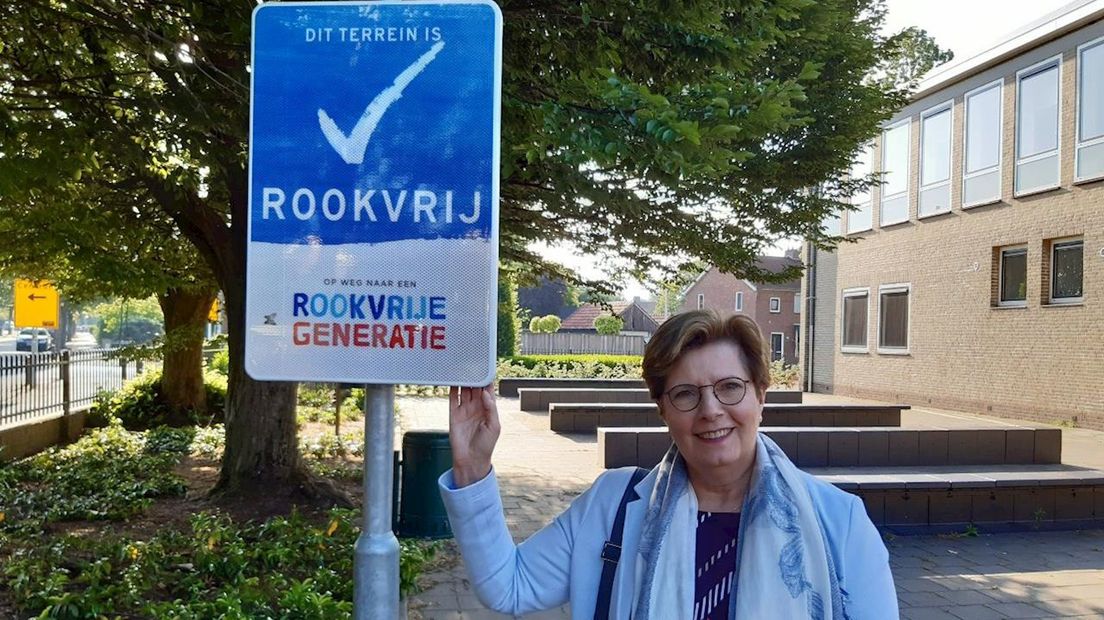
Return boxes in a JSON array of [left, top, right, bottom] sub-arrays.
[[398, 430, 453, 539]]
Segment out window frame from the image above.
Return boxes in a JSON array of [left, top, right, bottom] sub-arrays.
[[769, 297, 781, 313], [770, 332, 785, 362], [846, 143, 875, 234], [876, 283, 911, 355], [998, 245, 1029, 308], [840, 287, 870, 354], [919, 100, 954, 218], [1076, 36, 1104, 184], [1015, 55, 1063, 197], [735, 291, 743, 312], [963, 79, 1005, 208], [879, 119, 912, 227], [793, 294, 801, 314], [1049, 238, 1085, 304]]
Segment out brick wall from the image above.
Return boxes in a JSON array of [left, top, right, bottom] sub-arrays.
[[805, 23, 1104, 428]]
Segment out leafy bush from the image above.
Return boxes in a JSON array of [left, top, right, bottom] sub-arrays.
[[207, 348, 229, 376], [87, 368, 227, 430], [1, 509, 441, 618], [528, 314, 562, 333], [0, 423, 187, 527], [769, 359, 800, 389], [498, 354, 643, 380], [593, 314, 624, 335]]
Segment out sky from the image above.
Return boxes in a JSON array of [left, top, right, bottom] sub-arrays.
[[537, 0, 1078, 300]]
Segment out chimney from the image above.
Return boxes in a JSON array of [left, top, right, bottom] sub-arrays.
[[784, 248, 800, 260]]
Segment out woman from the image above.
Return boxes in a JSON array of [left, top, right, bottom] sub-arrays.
[[440, 310, 897, 619]]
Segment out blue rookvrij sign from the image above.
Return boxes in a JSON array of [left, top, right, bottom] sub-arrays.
[[245, 0, 502, 385]]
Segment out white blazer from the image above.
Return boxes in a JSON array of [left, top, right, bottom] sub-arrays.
[[439, 464, 898, 618]]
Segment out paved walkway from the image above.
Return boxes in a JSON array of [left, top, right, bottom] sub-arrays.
[[397, 395, 1104, 619]]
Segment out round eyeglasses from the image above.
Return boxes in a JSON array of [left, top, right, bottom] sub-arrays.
[[663, 376, 750, 412]]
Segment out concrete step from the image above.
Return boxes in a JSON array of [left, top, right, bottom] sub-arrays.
[[519, 387, 802, 412], [811, 465, 1104, 533], [555, 403, 907, 433], [598, 426, 1062, 469]]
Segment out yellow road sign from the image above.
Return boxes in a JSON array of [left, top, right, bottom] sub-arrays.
[[14, 279, 59, 328], [208, 299, 220, 322]]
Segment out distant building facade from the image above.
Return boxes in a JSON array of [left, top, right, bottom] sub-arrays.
[[680, 253, 802, 364], [802, 1, 1104, 428]]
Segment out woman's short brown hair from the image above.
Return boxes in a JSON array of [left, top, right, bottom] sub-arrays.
[[642, 310, 770, 403]]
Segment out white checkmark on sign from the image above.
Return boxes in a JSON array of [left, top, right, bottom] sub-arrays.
[[317, 40, 445, 165]]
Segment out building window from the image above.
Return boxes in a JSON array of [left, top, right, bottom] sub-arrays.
[[793, 294, 801, 314], [998, 246, 1028, 307], [697, 293, 704, 310], [878, 284, 910, 353], [735, 292, 743, 312], [919, 102, 952, 217], [822, 211, 842, 236], [1049, 239, 1084, 303], [1016, 56, 1061, 195], [769, 297, 781, 313], [1077, 37, 1104, 181], [964, 80, 1003, 207], [880, 120, 911, 226], [770, 332, 784, 362], [841, 288, 869, 352], [847, 144, 874, 234]]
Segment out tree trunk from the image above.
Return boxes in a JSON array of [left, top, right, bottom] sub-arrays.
[[158, 287, 217, 426], [211, 259, 349, 505]]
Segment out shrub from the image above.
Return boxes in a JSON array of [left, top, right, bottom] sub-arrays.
[[207, 349, 229, 376], [0, 423, 187, 527], [88, 368, 227, 430], [1, 509, 441, 618], [528, 314, 562, 333], [497, 354, 642, 380], [593, 314, 624, 335], [769, 359, 800, 388]]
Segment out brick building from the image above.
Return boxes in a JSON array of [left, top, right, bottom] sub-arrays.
[[802, 0, 1104, 428], [681, 254, 802, 364]]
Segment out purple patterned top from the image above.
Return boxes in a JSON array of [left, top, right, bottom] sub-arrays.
[[694, 511, 741, 620]]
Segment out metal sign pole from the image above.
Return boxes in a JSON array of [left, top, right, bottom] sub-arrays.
[[354, 383, 399, 620]]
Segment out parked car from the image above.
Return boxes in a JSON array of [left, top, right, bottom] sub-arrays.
[[15, 328, 53, 352], [1, 320, 13, 335]]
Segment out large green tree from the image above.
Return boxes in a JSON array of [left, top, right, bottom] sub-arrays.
[[0, 180, 218, 422], [0, 0, 914, 495]]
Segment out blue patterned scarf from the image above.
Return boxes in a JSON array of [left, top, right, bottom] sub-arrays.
[[631, 433, 845, 619]]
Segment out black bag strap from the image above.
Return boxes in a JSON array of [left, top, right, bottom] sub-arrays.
[[594, 467, 648, 620]]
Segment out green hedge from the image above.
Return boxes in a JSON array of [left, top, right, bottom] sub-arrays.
[[502, 354, 642, 369]]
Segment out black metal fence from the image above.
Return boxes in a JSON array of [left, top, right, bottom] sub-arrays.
[[0, 349, 157, 428]]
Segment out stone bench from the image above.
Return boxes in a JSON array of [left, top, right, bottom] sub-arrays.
[[553, 403, 906, 433], [498, 377, 645, 397], [598, 426, 1062, 469], [519, 388, 802, 412], [816, 466, 1104, 532]]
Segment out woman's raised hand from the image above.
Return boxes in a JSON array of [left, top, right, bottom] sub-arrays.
[[448, 385, 501, 488]]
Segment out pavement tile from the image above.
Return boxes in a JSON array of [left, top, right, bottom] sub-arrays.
[[947, 605, 1008, 620], [902, 608, 962, 620], [982, 602, 1054, 618]]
